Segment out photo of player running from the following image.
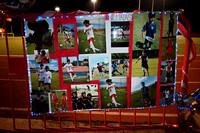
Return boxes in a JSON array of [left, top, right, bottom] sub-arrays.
[[112, 61, 122, 76], [132, 50, 159, 77], [57, 24, 75, 49], [100, 78, 127, 109], [62, 56, 90, 83], [77, 15, 106, 54], [62, 59, 77, 83], [135, 50, 149, 77]]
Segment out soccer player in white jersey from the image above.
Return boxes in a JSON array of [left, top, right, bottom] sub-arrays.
[[83, 20, 101, 53], [117, 27, 124, 40], [62, 59, 76, 82], [63, 29, 74, 47], [38, 64, 45, 91], [105, 79, 122, 107], [44, 66, 52, 92]]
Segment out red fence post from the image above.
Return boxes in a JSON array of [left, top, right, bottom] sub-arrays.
[[74, 111, 77, 128], [4, 19, 16, 130], [119, 109, 121, 127], [104, 110, 106, 127], [148, 107, 151, 127], [43, 115, 46, 129], [134, 109, 136, 126], [89, 110, 92, 128], [163, 106, 166, 126]]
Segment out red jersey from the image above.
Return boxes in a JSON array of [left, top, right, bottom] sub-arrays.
[[97, 65, 103, 72], [62, 96, 67, 104], [166, 40, 172, 49], [52, 94, 58, 103], [41, 55, 48, 64]]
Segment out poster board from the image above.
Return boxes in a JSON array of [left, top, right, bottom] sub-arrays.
[[24, 11, 178, 115]]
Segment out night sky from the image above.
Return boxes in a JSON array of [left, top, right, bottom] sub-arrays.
[[4, 0, 200, 34]]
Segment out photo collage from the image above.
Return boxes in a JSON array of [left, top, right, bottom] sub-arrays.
[[25, 11, 178, 115]]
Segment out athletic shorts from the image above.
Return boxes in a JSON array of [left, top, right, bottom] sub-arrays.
[[166, 48, 172, 54], [53, 101, 58, 104], [88, 37, 94, 46], [110, 94, 116, 100], [68, 72, 75, 75]]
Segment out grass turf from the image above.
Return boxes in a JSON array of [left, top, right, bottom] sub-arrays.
[[63, 75, 89, 84]]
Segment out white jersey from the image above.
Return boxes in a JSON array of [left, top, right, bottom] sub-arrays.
[[38, 68, 45, 81], [164, 90, 170, 98], [106, 83, 117, 96], [64, 31, 71, 39], [84, 25, 94, 40], [64, 63, 73, 72], [44, 71, 52, 83], [117, 28, 123, 35], [35, 54, 41, 63], [124, 59, 129, 66]]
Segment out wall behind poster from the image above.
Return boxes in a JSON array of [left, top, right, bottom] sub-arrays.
[[24, 11, 178, 115]]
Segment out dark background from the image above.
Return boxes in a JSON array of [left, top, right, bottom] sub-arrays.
[[5, 0, 200, 35]]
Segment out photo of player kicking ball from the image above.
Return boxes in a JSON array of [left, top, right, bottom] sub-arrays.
[[62, 59, 77, 83], [77, 15, 106, 54], [112, 61, 122, 76], [63, 29, 74, 47], [102, 79, 122, 107], [83, 20, 102, 53], [135, 50, 149, 77]]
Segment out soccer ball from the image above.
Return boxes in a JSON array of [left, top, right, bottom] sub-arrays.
[[85, 48, 90, 53], [60, 44, 63, 47], [107, 103, 111, 107]]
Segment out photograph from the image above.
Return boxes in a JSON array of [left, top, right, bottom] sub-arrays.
[[34, 49, 50, 64], [133, 12, 161, 51], [71, 84, 99, 110], [90, 56, 109, 80], [131, 76, 157, 107], [29, 59, 59, 92], [50, 90, 68, 112], [25, 18, 55, 54], [76, 15, 106, 54], [160, 61, 176, 84], [111, 53, 129, 77], [161, 11, 177, 61], [132, 50, 159, 77], [31, 92, 50, 114], [161, 36, 176, 61], [111, 22, 130, 47], [100, 78, 127, 109], [62, 56, 90, 83], [160, 85, 175, 105], [57, 24, 75, 49]]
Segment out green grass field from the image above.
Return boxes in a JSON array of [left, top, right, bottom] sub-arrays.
[[131, 86, 156, 107], [111, 64, 129, 77], [50, 92, 68, 112], [77, 30, 106, 54], [133, 12, 161, 51], [31, 73, 60, 91], [92, 67, 109, 80], [100, 87, 127, 109], [161, 37, 176, 61], [58, 33, 75, 49], [63, 75, 89, 84], [132, 58, 158, 77]]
